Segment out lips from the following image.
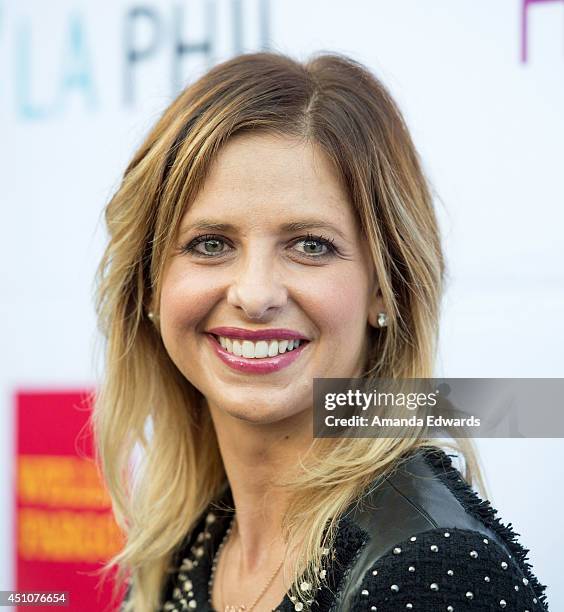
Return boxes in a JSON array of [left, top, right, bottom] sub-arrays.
[[206, 326, 310, 341], [205, 332, 310, 374]]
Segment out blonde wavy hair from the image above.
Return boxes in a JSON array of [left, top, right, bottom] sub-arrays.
[[93, 51, 483, 611]]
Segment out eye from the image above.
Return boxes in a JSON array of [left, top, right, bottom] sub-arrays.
[[292, 233, 337, 258], [180, 232, 339, 259], [181, 234, 232, 257]]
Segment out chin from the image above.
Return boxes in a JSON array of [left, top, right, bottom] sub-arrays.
[[213, 394, 309, 425], [231, 403, 298, 423]]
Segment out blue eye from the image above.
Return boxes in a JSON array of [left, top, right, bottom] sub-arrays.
[[181, 232, 338, 259], [182, 234, 231, 257], [293, 233, 337, 258]]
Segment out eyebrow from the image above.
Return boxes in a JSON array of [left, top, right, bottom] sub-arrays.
[[179, 218, 350, 241]]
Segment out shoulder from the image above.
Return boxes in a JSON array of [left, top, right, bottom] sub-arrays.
[[334, 446, 548, 610], [352, 527, 546, 611]]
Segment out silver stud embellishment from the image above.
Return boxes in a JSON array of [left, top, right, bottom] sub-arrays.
[[447, 607, 454, 612], [393, 547, 402, 555], [501, 561, 508, 570], [371, 607, 377, 611], [470, 550, 478, 559], [523, 577, 529, 586], [410, 536, 417, 542], [466, 591, 474, 600], [361, 589, 369, 596], [408, 566, 416, 572], [181, 558, 193, 571], [300, 581, 311, 592], [484, 576, 490, 582], [406, 605, 413, 610], [391, 584, 400, 593], [430, 545, 439, 552], [447, 569, 454, 576], [499, 600, 506, 608], [372, 569, 378, 576], [444, 532, 450, 538], [430, 583, 439, 591], [294, 604, 303, 611], [483, 538, 489, 544]]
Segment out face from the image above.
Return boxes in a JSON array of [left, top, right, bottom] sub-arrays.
[[158, 132, 383, 425]]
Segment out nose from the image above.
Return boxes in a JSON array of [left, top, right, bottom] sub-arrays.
[[226, 251, 288, 320]]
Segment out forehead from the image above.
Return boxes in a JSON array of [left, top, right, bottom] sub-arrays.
[[180, 132, 356, 230]]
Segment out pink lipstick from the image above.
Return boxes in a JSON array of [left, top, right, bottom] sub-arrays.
[[207, 327, 310, 341], [204, 329, 310, 374]]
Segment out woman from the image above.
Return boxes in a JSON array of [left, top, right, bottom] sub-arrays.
[[94, 52, 549, 611]]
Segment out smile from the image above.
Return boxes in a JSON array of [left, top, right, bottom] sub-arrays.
[[205, 330, 310, 374], [217, 336, 302, 358]]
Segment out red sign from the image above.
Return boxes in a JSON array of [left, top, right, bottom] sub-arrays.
[[15, 390, 124, 612]]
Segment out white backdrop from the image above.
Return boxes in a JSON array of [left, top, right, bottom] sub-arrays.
[[2, 0, 563, 609]]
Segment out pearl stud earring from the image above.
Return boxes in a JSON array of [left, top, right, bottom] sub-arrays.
[[377, 312, 388, 328]]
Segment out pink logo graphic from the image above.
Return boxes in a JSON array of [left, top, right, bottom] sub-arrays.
[[521, 0, 564, 62]]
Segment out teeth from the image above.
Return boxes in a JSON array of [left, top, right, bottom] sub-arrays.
[[242, 341, 254, 358], [268, 340, 278, 357], [216, 336, 305, 358], [254, 341, 269, 358]]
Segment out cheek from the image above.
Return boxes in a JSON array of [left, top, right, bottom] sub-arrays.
[[159, 265, 220, 338], [301, 268, 370, 337]]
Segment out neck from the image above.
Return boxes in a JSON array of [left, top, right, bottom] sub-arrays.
[[208, 402, 313, 572]]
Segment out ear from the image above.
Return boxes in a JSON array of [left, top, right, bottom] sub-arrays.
[[367, 277, 386, 329]]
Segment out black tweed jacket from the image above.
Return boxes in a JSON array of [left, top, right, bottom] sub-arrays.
[[137, 446, 550, 611]]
